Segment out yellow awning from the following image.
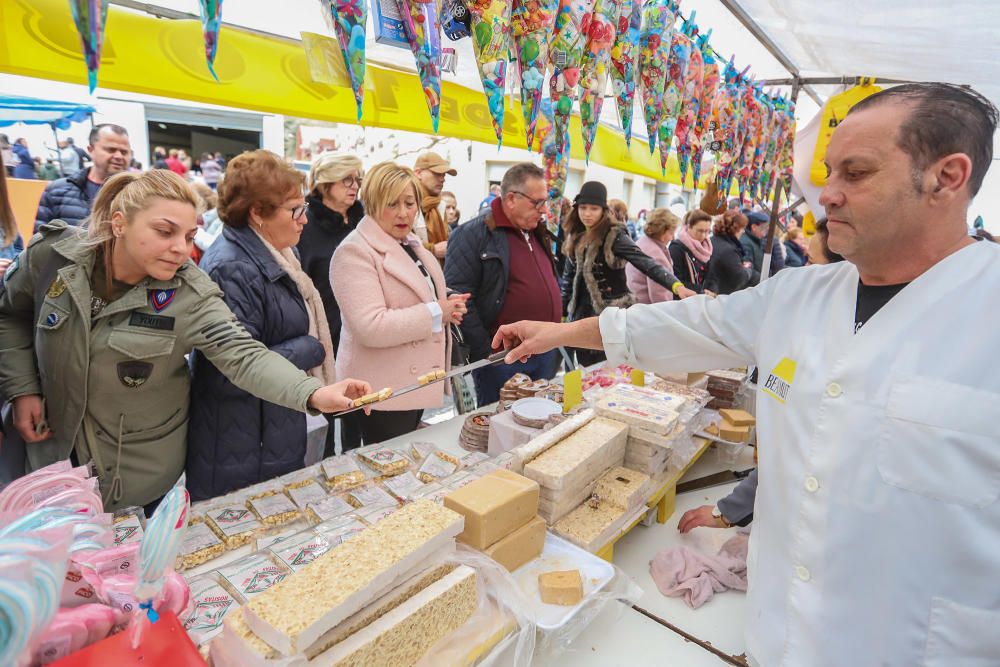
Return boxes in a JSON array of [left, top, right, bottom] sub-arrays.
[[0, 0, 702, 185]]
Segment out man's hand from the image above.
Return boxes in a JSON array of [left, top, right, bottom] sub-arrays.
[[13, 395, 51, 443], [678, 505, 728, 533], [492, 321, 566, 364], [309, 379, 373, 413]]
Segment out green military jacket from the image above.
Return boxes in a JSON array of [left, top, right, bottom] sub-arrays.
[[0, 221, 323, 511]]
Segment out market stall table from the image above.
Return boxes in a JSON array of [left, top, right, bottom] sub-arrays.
[[609, 477, 753, 661]]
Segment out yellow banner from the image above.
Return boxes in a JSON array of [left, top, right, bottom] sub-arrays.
[[0, 0, 701, 184]]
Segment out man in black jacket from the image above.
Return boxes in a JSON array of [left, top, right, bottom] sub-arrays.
[[740, 210, 785, 286], [445, 163, 562, 405], [35, 124, 131, 229]]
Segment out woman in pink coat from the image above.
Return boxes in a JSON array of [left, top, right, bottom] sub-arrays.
[[625, 208, 681, 304], [331, 162, 470, 445]]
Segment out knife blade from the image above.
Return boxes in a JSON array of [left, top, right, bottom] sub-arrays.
[[330, 350, 511, 416], [675, 468, 754, 495]]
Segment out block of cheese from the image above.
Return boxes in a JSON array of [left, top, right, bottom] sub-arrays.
[[482, 515, 546, 571], [243, 500, 463, 656], [511, 409, 596, 472], [720, 423, 751, 443], [539, 570, 583, 606], [719, 408, 756, 427], [444, 469, 539, 550], [523, 417, 628, 491], [309, 565, 478, 666], [594, 467, 651, 513]]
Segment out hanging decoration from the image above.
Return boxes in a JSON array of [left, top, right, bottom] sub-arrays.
[[578, 0, 618, 160], [609, 0, 641, 147], [464, 0, 513, 146], [672, 17, 702, 186], [198, 0, 224, 81], [322, 0, 368, 120], [398, 0, 445, 132], [548, 0, 593, 163], [689, 32, 718, 188], [540, 102, 570, 230], [69, 0, 109, 93], [638, 0, 680, 155], [656, 27, 691, 174], [511, 0, 558, 148], [710, 58, 740, 198]]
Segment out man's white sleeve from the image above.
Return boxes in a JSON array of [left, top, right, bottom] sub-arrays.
[[598, 277, 781, 374]]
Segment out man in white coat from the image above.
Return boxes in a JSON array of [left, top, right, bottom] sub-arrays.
[[493, 83, 1000, 666]]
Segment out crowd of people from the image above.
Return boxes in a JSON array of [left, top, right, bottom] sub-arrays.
[[1, 84, 994, 517]]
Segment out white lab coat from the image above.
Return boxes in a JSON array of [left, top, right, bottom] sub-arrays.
[[600, 240, 1000, 667]]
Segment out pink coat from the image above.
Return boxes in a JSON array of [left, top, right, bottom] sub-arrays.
[[626, 234, 675, 304], [331, 216, 450, 411]]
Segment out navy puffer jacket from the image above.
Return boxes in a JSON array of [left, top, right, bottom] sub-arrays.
[[186, 224, 326, 500], [35, 168, 95, 230]]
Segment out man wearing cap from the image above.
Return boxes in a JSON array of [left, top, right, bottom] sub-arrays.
[[414, 151, 457, 261], [741, 210, 785, 285]]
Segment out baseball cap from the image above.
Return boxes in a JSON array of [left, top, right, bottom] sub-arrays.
[[414, 152, 457, 176]]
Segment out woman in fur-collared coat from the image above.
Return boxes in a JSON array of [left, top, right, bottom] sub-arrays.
[[560, 182, 695, 367]]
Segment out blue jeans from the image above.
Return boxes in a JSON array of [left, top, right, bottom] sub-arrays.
[[472, 350, 558, 407]]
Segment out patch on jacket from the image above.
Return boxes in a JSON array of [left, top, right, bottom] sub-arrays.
[[129, 312, 175, 331], [117, 361, 153, 388], [46, 276, 67, 297], [149, 288, 176, 312], [2, 255, 18, 283]]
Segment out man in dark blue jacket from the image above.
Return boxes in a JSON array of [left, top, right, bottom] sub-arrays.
[[445, 163, 562, 406], [35, 124, 131, 229]]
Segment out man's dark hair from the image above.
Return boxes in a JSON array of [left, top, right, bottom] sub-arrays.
[[88, 123, 129, 146], [66, 137, 75, 145], [501, 162, 545, 196], [848, 83, 998, 196]]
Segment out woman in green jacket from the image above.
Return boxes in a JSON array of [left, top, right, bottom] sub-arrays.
[[0, 169, 369, 511]]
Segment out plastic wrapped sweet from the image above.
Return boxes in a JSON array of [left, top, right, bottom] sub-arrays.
[[465, 0, 512, 146], [321, 454, 367, 492], [673, 17, 704, 187], [578, 0, 618, 160], [690, 35, 719, 188], [198, 0, 224, 80], [657, 28, 692, 174], [548, 0, 592, 161], [175, 521, 225, 571], [610, 0, 641, 147], [68, 0, 109, 92], [322, 0, 368, 120], [638, 0, 680, 154], [511, 0, 558, 147], [397, 0, 444, 132]]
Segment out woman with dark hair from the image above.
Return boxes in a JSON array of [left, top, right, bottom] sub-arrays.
[[561, 181, 693, 367], [669, 209, 713, 293], [0, 150, 24, 276], [705, 210, 752, 295], [806, 218, 845, 265]]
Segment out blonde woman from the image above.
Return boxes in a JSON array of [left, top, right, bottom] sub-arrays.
[[0, 150, 24, 276], [297, 152, 365, 452], [0, 169, 370, 510], [332, 162, 469, 445], [625, 208, 681, 303]]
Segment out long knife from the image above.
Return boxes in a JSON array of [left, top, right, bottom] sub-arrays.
[[331, 349, 511, 416], [675, 468, 754, 495]]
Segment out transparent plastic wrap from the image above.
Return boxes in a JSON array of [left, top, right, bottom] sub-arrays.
[[111, 506, 146, 546], [182, 572, 244, 646], [413, 545, 536, 667]]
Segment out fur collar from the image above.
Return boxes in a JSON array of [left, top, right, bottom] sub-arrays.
[[567, 223, 635, 317]]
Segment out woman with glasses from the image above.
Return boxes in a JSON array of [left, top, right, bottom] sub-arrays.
[[187, 150, 346, 499], [668, 208, 714, 293], [297, 153, 365, 452]]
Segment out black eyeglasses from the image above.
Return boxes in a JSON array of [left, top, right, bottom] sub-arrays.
[[512, 190, 548, 210], [341, 175, 362, 188], [283, 202, 309, 219]]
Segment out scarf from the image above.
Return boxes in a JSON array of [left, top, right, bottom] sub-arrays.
[[677, 225, 713, 264], [420, 191, 449, 245], [252, 229, 337, 385]]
